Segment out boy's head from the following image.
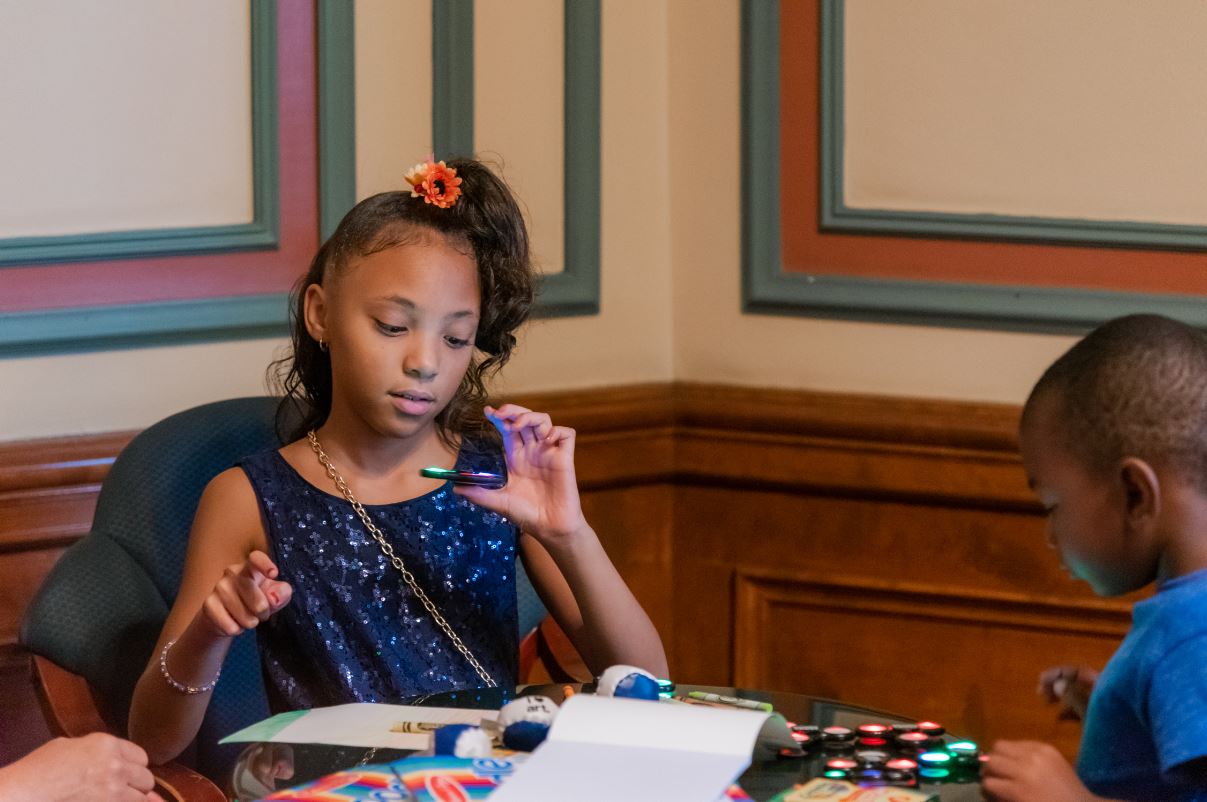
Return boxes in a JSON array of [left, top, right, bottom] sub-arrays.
[[1021, 314, 1207, 596]]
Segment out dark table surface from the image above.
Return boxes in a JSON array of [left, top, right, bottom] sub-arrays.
[[231, 684, 984, 801]]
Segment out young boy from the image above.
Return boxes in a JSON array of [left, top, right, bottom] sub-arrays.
[[982, 314, 1207, 802]]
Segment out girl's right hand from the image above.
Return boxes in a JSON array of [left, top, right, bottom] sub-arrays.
[[200, 550, 293, 638], [1038, 664, 1099, 721]]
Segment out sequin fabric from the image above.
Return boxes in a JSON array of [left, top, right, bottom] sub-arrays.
[[238, 441, 518, 711]]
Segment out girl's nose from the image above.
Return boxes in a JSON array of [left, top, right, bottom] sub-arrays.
[[402, 336, 438, 380]]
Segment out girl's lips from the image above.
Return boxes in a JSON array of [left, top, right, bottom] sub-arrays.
[[390, 392, 434, 416]]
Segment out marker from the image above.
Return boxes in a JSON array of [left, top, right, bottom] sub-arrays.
[[685, 691, 772, 712]]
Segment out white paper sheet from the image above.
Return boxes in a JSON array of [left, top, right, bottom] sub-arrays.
[[489, 694, 769, 802], [220, 703, 497, 750]]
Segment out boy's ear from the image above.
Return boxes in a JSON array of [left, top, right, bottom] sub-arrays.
[[302, 283, 328, 343], [1119, 457, 1160, 525]]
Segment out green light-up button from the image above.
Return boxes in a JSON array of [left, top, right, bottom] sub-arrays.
[[918, 751, 952, 766]]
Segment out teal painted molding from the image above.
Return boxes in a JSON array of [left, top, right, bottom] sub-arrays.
[[318, 0, 356, 242], [743, 0, 1207, 333], [818, 0, 1207, 251], [433, 0, 474, 159], [537, 0, 601, 317], [0, 0, 279, 267], [0, 0, 598, 357], [0, 294, 290, 357], [434, 0, 599, 317], [0, 1, 354, 357]]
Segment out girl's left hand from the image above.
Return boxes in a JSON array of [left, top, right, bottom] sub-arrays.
[[454, 404, 589, 545]]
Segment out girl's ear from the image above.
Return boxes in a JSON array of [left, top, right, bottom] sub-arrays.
[[1119, 457, 1160, 529], [302, 283, 329, 344]]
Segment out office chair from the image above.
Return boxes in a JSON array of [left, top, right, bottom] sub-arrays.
[[20, 396, 563, 798]]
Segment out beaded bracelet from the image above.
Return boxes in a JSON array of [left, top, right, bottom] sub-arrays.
[[159, 639, 220, 694]]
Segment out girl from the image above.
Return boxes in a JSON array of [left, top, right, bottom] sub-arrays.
[[128, 157, 667, 766]]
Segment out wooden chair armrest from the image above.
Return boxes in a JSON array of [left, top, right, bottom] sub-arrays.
[[151, 761, 227, 802], [31, 655, 226, 802], [30, 654, 108, 737], [535, 616, 592, 684]]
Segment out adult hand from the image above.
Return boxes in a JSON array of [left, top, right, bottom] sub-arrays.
[[0, 733, 164, 802], [454, 404, 589, 545], [982, 740, 1106, 802], [1038, 664, 1100, 721], [201, 550, 293, 637]]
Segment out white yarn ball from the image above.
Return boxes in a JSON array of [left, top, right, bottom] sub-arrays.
[[497, 695, 559, 728]]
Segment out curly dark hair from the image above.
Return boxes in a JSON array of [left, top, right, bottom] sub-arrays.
[[270, 158, 535, 449]]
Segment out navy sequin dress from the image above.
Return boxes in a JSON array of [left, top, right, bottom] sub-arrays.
[[238, 441, 518, 711]]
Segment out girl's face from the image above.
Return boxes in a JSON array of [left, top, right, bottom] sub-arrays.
[[305, 233, 481, 442]]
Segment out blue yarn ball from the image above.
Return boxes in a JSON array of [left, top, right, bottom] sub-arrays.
[[614, 672, 662, 701], [501, 720, 551, 752], [432, 724, 491, 757]]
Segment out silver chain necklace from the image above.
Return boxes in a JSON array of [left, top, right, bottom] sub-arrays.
[[306, 430, 497, 687]]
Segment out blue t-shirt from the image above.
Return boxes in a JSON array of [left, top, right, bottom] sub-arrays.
[[1078, 569, 1207, 801]]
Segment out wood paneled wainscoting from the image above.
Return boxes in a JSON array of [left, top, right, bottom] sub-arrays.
[[0, 384, 1128, 763]]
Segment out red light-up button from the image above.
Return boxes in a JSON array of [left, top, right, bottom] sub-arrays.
[[826, 758, 858, 770], [897, 731, 930, 749]]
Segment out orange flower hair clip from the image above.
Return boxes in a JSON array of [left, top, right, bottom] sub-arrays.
[[404, 156, 462, 209]]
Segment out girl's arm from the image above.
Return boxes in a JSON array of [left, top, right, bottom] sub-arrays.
[[456, 405, 668, 678], [128, 468, 291, 765], [518, 529, 668, 678]]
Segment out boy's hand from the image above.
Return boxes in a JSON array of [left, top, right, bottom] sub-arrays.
[[454, 404, 589, 545], [1039, 664, 1099, 720], [982, 741, 1105, 802], [201, 550, 293, 637]]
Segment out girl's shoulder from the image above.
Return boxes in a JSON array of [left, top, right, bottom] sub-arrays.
[[194, 465, 269, 553]]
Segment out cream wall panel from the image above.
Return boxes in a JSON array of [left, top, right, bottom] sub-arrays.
[[475, 0, 565, 276], [6, 0, 1129, 444], [355, 0, 672, 394], [0, 0, 253, 237], [668, 0, 1074, 405], [844, 0, 1207, 225], [490, 0, 673, 394], [355, 0, 433, 199], [1, 338, 287, 440]]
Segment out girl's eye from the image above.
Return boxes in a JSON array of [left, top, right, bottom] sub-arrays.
[[375, 320, 406, 335], [445, 336, 471, 349]]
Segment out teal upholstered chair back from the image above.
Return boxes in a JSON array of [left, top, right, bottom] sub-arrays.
[[21, 397, 547, 781]]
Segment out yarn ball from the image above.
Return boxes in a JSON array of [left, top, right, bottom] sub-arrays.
[[595, 664, 661, 701], [498, 695, 559, 751], [431, 724, 493, 758]]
